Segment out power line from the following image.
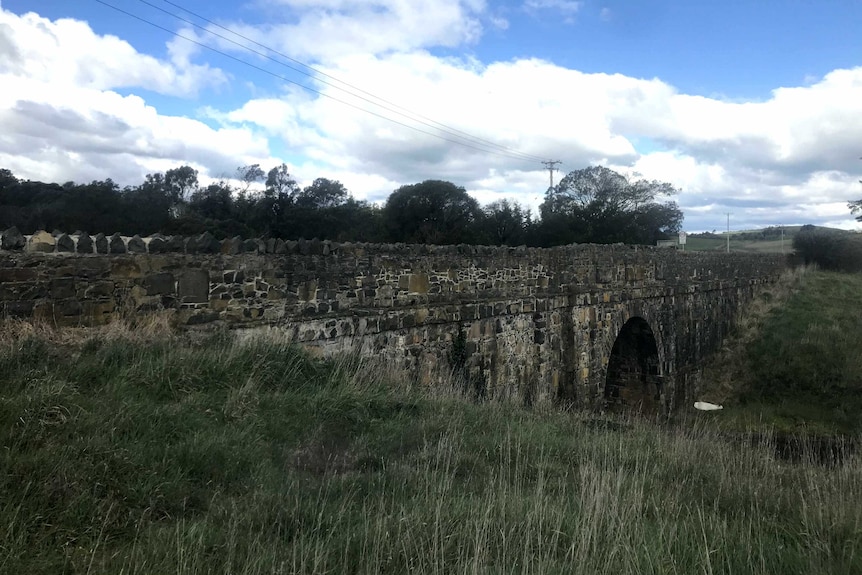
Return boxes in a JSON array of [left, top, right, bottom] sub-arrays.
[[93, 0, 547, 164], [148, 0, 548, 164]]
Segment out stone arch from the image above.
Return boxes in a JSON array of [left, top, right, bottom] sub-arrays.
[[604, 316, 663, 414]]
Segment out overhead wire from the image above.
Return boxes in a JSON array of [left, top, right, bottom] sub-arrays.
[[93, 0, 547, 164], [152, 0, 548, 163]]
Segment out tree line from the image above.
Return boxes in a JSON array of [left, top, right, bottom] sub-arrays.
[[793, 225, 862, 273], [0, 164, 683, 247]]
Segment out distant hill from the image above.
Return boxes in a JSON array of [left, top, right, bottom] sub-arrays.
[[683, 225, 853, 254]]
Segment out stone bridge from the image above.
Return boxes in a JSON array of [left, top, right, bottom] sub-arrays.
[[0, 230, 787, 412]]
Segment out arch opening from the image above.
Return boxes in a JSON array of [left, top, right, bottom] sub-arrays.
[[604, 317, 662, 414]]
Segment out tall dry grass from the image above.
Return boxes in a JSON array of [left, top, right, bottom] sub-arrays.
[[0, 322, 860, 574]]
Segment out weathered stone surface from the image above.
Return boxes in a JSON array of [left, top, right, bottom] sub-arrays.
[[111, 259, 141, 279], [95, 233, 108, 254], [408, 273, 430, 294], [166, 236, 185, 253], [0, 268, 38, 282], [77, 233, 94, 254], [2, 227, 25, 250], [221, 236, 242, 255], [0, 241, 786, 412], [128, 235, 147, 254], [109, 233, 126, 254], [143, 272, 175, 296], [86, 281, 114, 297], [193, 232, 220, 254], [50, 278, 76, 299], [148, 236, 168, 253], [27, 230, 56, 253], [178, 269, 209, 303], [57, 234, 75, 253]]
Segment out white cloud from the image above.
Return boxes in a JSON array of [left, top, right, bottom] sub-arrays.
[[524, 0, 583, 22], [0, 7, 269, 185], [245, 53, 860, 230], [214, 0, 488, 62], [0, 77, 272, 184], [524, 0, 582, 13], [0, 9, 226, 97], [490, 15, 510, 30]]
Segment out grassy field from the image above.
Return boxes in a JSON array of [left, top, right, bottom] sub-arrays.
[[2, 305, 861, 574], [684, 235, 790, 253], [683, 225, 846, 253]]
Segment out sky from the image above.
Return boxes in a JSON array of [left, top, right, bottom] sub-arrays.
[[1, 0, 861, 233]]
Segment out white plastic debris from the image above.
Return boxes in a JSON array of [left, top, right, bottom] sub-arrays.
[[694, 401, 723, 411]]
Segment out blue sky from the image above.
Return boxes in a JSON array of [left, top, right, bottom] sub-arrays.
[[1, 0, 861, 232]]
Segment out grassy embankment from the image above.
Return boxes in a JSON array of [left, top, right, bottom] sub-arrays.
[[2, 269, 861, 574], [698, 268, 862, 435]]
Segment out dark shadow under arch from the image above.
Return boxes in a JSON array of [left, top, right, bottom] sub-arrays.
[[605, 317, 662, 414]]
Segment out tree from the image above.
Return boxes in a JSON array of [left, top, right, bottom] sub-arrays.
[[295, 178, 349, 209], [189, 180, 235, 221], [476, 199, 529, 245], [164, 165, 199, 208], [0, 168, 16, 191], [383, 180, 481, 244], [236, 164, 265, 194], [265, 163, 299, 200], [538, 166, 683, 246], [124, 172, 173, 233]]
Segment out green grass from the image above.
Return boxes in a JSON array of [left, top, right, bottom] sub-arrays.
[[684, 226, 848, 254], [684, 235, 792, 253], [738, 270, 862, 433], [696, 267, 862, 435], [1, 321, 861, 574]]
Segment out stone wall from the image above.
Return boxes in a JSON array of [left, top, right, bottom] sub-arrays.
[[0, 227, 787, 410]]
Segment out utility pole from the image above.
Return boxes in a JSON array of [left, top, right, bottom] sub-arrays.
[[780, 224, 785, 254], [542, 160, 562, 191], [725, 213, 732, 253]]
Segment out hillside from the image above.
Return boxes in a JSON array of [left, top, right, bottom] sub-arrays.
[[684, 225, 853, 253]]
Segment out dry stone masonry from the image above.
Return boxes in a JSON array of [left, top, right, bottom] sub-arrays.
[[0, 227, 786, 412]]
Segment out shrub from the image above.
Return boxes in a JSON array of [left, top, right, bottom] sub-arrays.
[[793, 228, 862, 272]]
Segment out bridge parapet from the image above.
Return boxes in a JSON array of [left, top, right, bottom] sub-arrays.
[[1, 228, 786, 410]]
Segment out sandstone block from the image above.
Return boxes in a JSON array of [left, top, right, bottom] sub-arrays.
[[27, 230, 56, 253], [143, 272, 175, 296], [178, 269, 209, 303]]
